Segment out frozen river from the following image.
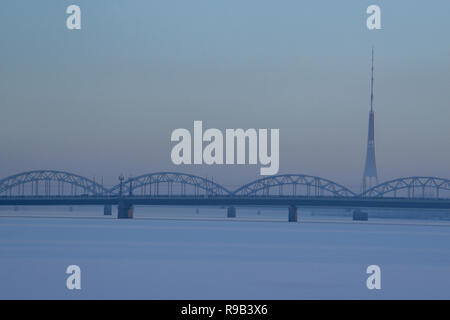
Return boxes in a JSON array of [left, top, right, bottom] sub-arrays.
[[1, 210, 450, 299]]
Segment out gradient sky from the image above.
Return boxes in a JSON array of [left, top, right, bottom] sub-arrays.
[[0, 0, 449, 190]]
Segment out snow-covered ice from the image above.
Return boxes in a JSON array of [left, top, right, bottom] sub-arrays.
[[1, 213, 450, 299]]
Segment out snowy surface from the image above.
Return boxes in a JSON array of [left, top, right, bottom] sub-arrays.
[[1, 210, 450, 299]]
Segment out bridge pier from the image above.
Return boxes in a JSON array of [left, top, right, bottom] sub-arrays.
[[104, 204, 112, 216], [288, 205, 298, 222], [352, 209, 368, 221], [118, 200, 134, 219], [227, 206, 236, 218]]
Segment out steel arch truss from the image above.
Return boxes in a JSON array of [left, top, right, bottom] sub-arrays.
[[233, 174, 356, 197], [109, 172, 231, 196], [360, 176, 450, 199], [0, 170, 107, 196]]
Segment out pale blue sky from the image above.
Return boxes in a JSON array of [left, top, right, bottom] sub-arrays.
[[0, 0, 449, 190]]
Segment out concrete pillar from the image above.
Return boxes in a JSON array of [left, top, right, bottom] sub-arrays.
[[352, 209, 368, 221], [104, 204, 112, 216], [118, 200, 134, 219], [288, 205, 298, 222], [227, 206, 236, 218]]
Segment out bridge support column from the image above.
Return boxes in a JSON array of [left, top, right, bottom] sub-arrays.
[[227, 206, 236, 218], [118, 200, 134, 219], [104, 204, 112, 216], [288, 205, 298, 222], [352, 209, 368, 221]]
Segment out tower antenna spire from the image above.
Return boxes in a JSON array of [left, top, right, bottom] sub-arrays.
[[370, 46, 374, 112]]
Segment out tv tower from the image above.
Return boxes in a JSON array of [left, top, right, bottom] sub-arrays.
[[362, 47, 379, 192]]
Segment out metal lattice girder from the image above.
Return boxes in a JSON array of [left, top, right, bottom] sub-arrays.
[[360, 176, 450, 198], [0, 170, 108, 196], [232, 174, 356, 197], [3, 171, 450, 200], [108, 172, 232, 196]]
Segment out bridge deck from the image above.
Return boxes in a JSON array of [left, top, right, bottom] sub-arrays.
[[1, 196, 450, 209]]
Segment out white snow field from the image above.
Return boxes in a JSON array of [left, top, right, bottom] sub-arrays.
[[1, 211, 450, 299]]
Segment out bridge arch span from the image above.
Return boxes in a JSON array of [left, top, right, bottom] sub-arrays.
[[109, 172, 231, 196], [360, 176, 450, 199], [233, 174, 356, 197], [0, 170, 108, 196]]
